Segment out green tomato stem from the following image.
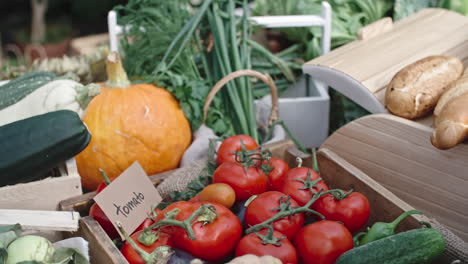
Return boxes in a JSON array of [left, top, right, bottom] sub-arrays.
[[147, 204, 217, 241], [245, 189, 338, 235], [99, 169, 111, 186]]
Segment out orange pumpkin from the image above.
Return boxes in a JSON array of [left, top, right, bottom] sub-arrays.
[[76, 52, 191, 190]]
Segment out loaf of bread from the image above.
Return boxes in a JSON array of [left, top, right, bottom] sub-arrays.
[[385, 56, 463, 119], [433, 71, 468, 124], [431, 91, 468, 149]]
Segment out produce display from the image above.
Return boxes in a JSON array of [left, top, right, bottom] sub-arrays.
[[1, 1, 467, 264], [85, 135, 446, 264]]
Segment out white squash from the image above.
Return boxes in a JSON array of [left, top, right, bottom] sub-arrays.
[[0, 79, 99, 126], [226, 254, 282, 264]]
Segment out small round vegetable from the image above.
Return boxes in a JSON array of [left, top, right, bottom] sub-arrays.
[[213, 162, 268, 201], [244, 191, 304, 240], [197, 183, 236, 208], [217, 135, 259, 165], [121, 231, 173, 264], [314, 192, 370, 233], [264, 158, 290, 191], [294, 221, 353, 264], [6, 235, 55, 264], [235, 229, 298, 264], [281, 167, 328, 207], [76, 52, 191, 190]]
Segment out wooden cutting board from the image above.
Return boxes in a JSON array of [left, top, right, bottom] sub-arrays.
[[303, 8, 468, 126], [321, 113, 468, 242]]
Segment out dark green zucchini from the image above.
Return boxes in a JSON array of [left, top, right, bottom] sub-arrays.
[[336, 228, 446, 264], [0, 71, 56, 110], [0, 110, 91, 186]]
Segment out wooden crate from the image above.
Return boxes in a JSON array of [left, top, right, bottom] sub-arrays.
[[321, 114, 468, 242], [59, 140, 448, 263], [0, 159, 83, 211]]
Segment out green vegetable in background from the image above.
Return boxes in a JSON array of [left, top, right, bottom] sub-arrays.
[[6, 235, 55, 264], [357, 209, 422, 246], [0, 224, 89, 264], [116, 0, 298, 141], [438, 0, 468, 15]]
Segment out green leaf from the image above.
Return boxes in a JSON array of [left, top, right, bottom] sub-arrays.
[[52, 248, 89, 264], [0, 224, 21, 249], [0, 248, 7, 264], [394, 0, 430, 20]]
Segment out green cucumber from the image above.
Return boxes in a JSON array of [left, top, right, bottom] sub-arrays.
[[0, 110, 91, 186], [337, 228, 445, 264], [0, 71, 56, 109]]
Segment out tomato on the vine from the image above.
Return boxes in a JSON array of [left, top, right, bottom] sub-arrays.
[[235, 229, 298, 264], [121, 230, 173, 264], [156, 201, 242, 262], [294, 220, 353, 264], [133, 217, 155, 234], [217, 135, 260, 165], [281, 167, 328, 207], [264, 158, 290, 191], [244, 191, 304, 240], [213, 162, 268, 201], [89, 203, 119, 240], [314, 192, 370, 233]]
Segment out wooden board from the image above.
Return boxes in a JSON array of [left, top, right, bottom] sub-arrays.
[[62, 140, 456, 263], [303, 8, 468, 118], [0, 159, 83, 211], [75, 216, 127, 264], [321, 114, 468, 241], [0, 209, 79, 232]]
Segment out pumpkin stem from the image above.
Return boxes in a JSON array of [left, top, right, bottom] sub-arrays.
[[106, 52, 131, 88]]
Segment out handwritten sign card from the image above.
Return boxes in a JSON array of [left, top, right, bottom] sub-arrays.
[[94, 162, 162, 239]]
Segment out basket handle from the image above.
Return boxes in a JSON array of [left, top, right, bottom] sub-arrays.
[[203, 69, 279, 126]]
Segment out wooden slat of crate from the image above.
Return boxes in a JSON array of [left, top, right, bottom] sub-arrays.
[[0, 159, 82, 211], [63, 140, 439, 263], [322, 114, 468, 241]]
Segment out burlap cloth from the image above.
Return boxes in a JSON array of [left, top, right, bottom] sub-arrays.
[[156, 160, 468, 263]]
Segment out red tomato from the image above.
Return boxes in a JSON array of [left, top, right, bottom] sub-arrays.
[[235, 229, 298, 264], [217, 135, 259, 165], [280, 167, 328, 207], [244, 191, 304, 240], [89, 203, 119, 240], [156, 201, 242, 262], [133, 217, 155, 234], [294, 221, 353, 264], [213, 162, 268, 201], [264, 158, 290, 191], [95, 179, 113, 193], [121, 230, 173, 264], [314, 192, 370, 233]]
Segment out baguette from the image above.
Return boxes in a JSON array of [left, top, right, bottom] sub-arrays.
[[385, 56, 463, 119], [431, 92, 468, 150], [433, 71, 468, 124]]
